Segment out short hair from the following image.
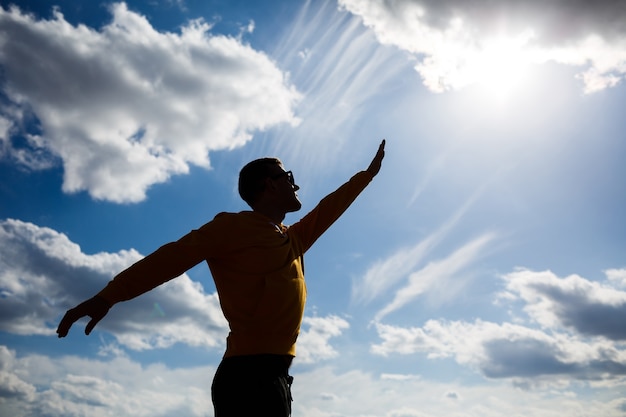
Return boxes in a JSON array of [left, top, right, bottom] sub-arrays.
[[238, 157, 282, 207]]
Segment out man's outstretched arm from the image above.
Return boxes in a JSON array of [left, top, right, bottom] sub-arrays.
[[56, 239, 205, 338]]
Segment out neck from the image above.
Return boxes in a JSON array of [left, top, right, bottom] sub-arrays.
[[253, 206, 285, 225]]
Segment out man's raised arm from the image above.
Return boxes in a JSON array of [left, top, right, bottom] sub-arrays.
[[290, 139, 386, 252]]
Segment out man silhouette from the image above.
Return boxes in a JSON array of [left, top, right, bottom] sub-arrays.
[[57, 140, 386, 416]]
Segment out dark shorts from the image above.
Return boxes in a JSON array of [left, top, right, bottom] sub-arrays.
[[211, 354, 294, 417]]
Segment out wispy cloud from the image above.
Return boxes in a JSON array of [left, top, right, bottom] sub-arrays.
[[267, 0, 410, 173], [606, 268, 626, 288], [0, 3, 300, 202], [352, 235, 440, 306], [374, 232, 495, 321], [339, 0, 626, 93], [352, 186, 490, 312]]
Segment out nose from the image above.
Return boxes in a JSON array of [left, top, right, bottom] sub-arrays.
[[293, 184, 300, 191]]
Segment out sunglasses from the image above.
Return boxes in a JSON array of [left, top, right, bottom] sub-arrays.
[[271, 170, 295, 186]]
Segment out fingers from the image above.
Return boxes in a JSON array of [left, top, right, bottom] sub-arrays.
[[367, 139, 386, 177], [85, 316, 102, 335], [377, 139, 386, 160], [56, 309, 80, 338], [374, 139, 386, 163]]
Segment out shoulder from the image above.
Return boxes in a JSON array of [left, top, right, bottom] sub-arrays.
[[200, 211, 264, 229]]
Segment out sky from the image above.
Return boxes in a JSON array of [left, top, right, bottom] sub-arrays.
[[1, 0, 625, 416]]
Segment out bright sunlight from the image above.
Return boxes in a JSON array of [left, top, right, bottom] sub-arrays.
[[468, 31, 538, 102]]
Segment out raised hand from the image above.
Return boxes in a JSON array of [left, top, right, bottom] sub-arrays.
[[366, 139, 386, 177]]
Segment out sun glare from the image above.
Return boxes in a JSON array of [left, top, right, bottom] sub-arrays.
[[469, 32, 536, 102]]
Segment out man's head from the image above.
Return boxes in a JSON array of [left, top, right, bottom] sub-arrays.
[[238, 158, 301, 212]]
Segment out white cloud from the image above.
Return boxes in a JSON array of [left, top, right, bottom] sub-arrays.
[[606, 268, 626, 288], [296, 315, 350, 364], [338, 0, 626, 93], [371, 319, 626, 383], [371, 268, 626, 384], [0, 347, 36, 402], [501, 268, 626, 341], [0, 218, 141, 336], [0, 345, 214, 417], [0, 218, 228, 349], [0, 3, 300, 202]]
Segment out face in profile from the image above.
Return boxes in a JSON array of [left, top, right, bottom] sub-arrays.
[[269, 166, 301, 213]]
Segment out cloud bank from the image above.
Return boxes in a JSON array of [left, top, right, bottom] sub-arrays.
[[339, 0, 626, 93], [3, 345, 624, 417], [0, 3, 300, 202], [372, 268, 626, 384]]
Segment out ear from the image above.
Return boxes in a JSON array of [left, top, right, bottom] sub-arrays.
[[264, 177, 278, 193]]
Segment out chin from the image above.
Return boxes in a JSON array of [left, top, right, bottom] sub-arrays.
[[288, 200, 302, 212], [288, 204, 302, 213]]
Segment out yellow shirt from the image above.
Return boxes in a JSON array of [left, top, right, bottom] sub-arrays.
[[98, 171, 373, 357]]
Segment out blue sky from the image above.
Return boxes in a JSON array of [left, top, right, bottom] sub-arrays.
[[1, 0, 625, 416]]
